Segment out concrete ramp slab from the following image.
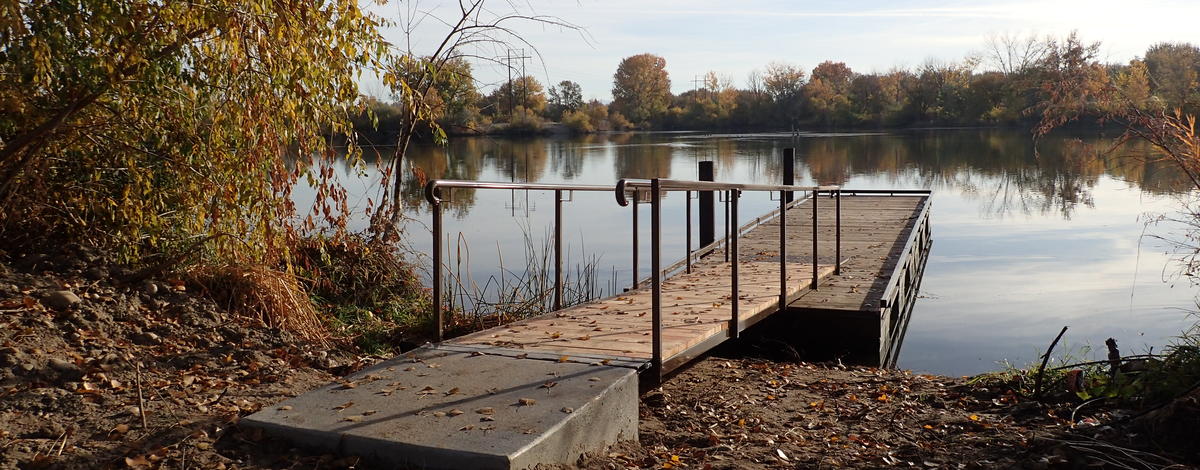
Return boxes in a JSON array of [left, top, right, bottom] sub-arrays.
[[243, 345, 639, 469]]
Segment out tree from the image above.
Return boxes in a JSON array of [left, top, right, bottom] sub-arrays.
[[1115, 59, 1154, 112], [984, 32, 1050, 76], [430, 58, 482, 128], [582, 100, 612, 131], [762, 62, 807, 127], [548, 80, 584, 120], [0, 0, 385, 261], [489, 75, 547, 116], [1144, 42, 1200, 112], [805, 61, 856, 126], [1030, 32, 1111, 135], [731, 69, 772, 128], [810, 61, 856, 94], [612, 53, 672, 126], [909, 59, 975, 123]]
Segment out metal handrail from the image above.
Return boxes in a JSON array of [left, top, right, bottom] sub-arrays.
[[424, 180, 617, 341], [425, 179, 615, 203], [614, 178, 839, 205], [878, 195, 933, 310], [615, 178, 841, 378]]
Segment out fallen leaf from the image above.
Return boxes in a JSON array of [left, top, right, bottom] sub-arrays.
[[125, 455, 151, 469], [333, 401, 354, 411], [448, 409, 464, 416], [475, 407, 495, 415], [518, 398, 536, 406]]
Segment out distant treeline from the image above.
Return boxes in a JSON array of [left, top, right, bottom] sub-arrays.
[[354, 35, 1200, 140]]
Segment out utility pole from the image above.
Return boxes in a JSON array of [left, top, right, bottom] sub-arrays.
[[505, 50, 513, 116], [520, 48, 528, 110], [505, 48, 530, 114]]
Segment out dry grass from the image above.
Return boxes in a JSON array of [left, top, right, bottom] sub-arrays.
[[186, 264, 329, 344]]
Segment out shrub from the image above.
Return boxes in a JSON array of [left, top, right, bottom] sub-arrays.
[[561, 110, 594, 134]]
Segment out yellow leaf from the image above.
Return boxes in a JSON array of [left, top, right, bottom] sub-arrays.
[[969, 414, 980, 421]]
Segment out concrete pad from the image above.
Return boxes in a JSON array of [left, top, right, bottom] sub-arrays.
[[243, 345, 641, 469]]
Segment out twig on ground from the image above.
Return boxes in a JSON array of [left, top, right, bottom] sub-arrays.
[[136, 361, 148, 429], [1034, 326, 1069, 400], [55, 430, 67, 456]]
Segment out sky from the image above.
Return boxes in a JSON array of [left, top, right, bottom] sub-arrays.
[[367, 0, 1200, 102]]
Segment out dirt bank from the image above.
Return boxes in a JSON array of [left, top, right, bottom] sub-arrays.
[[1, 250, 1193, 469]]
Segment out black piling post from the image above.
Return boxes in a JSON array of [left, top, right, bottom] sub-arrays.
[[783, 148, 795, 202], [699, 161, 715, 247]]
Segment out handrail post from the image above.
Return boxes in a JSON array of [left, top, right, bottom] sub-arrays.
[[685, 190, 692, 274], [432, 198, 444, 342], [650, 179, 663, 378], [724, 190, 730, 262], [779, 190, 787, 311], [554, 189, 563, 310], [835, 188, 841, 275], [631, 190, 639, 289], [812, 189, 819, 290], [730, 189, 740, 338]]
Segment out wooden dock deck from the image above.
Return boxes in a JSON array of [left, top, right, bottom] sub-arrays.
[[449, 192, 931, 374]]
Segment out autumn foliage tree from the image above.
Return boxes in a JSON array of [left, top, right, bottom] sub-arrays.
[[612, 53, 672, 126], [0, 0, 385, 263]]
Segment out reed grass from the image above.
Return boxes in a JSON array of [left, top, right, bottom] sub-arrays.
[[437, 223, 609, 334]]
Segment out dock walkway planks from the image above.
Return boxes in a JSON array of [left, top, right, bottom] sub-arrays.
[[449, 193, 927, 373]]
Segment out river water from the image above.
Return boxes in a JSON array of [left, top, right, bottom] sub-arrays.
[[307, 129, 1200, 376]]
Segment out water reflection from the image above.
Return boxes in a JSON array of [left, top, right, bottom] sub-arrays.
[[392, 129, 1188, 222]]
